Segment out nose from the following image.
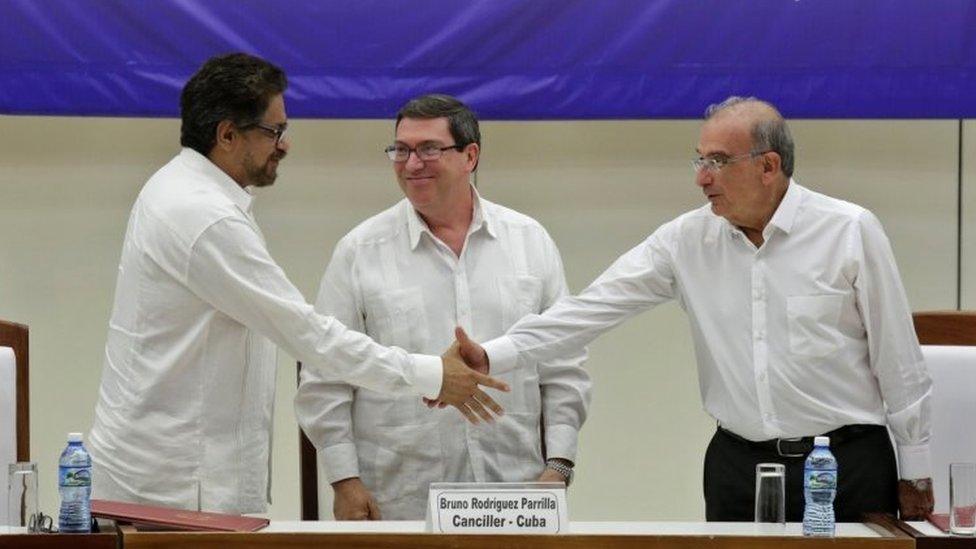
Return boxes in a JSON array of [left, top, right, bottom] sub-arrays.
[[404, 149, 425, 170], [276, 135, 290, 154], [695, 166, 712, 187]]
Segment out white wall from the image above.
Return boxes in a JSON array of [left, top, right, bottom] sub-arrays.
[[0, 116, 970, 521]]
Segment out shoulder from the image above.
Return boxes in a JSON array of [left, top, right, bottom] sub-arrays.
[[334, 200, 408, 251], [650, 203, 721, 243], [136, 156, 242, 243], [794, 185, 886, 243], [482, 198, 554, 242], [798, 185, 871, 223]]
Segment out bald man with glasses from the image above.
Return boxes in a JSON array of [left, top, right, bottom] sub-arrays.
[[453, 96, 934, 522]]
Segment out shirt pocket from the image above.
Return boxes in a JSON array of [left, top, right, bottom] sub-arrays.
[[786, 294, 845, 359], [362, 286, 430, 351], [498, 275, 545, 327], [484, 412, 545, 481], [358, 424, 444, 513]]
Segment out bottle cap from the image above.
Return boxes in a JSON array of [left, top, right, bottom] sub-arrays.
[[814, 435, 830, 447], [68, 432, 83, 443]]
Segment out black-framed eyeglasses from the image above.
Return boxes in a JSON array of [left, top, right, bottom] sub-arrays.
[[240, 122, 288, 146], [384, 143, 466, 162], [692, 149, 770, 173]]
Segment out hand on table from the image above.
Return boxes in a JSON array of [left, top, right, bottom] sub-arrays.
[[897, 478, 934, 520], [332, 478, 381, 520], [536, 468, 568, 484]]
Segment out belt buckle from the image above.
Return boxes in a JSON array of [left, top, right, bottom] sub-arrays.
[[776, 437, 807, 458]]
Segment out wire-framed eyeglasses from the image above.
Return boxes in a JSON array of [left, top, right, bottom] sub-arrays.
[[692, 150, 769, 173]]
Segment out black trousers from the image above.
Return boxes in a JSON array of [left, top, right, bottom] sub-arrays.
[[703, 425, 898, 522]]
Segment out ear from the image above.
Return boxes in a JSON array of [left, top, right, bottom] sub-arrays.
[[761, 151, 782, 184], [214, 120, 237, 152], [464, 143, 480, 173]]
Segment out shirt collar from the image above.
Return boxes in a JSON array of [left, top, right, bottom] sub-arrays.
[[178, 147, 255, 214], [765, 179, 802, 236], [405, 184, 496, 250]]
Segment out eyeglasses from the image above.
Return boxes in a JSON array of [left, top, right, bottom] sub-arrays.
[[384, 143, 466, 162], [241, 122, 288, 146], [29, 511, 56, 533], [692, 150, 769, 173]]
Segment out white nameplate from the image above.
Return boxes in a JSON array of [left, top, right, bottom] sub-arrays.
[[426, 482, 568, 534]]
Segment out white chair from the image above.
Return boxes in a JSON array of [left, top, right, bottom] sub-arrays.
[[0, 319, 29, 524], [912, 311, 976, 513]]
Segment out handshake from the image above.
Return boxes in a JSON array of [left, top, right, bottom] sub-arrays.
[[433, 327, 508, 424]]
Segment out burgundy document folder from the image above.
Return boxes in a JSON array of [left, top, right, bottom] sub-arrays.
[[91, 499, 269, 532], [927, 513, 949, 533]]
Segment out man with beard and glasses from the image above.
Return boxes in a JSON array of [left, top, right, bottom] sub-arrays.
[[88, 54, 508, 514]]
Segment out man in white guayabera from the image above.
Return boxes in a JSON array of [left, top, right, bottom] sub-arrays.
[[296, 94, 591, 520], [89, 55, 507, 515]]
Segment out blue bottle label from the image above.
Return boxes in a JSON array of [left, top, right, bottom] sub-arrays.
[[60, 467, 91, 487], [806, 469, 836, 489]]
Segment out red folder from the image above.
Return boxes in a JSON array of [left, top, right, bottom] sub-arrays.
[[91, 499, 269, 532], [927, 513, 949, 533]]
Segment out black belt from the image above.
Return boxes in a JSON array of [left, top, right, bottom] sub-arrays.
[[718, 424, 885, 458]]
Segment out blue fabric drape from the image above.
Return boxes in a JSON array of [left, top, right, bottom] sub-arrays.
[[2, 0, 974, 118]]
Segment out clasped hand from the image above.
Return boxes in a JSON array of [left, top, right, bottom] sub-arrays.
[[432, 327, 502, 423]]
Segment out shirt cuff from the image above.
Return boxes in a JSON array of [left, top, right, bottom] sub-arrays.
[[320, 442, 361, 484], [543, 423, 580, 464], [410, 353, 443, 399], [897, 443, 932, 480], [483, 336, 519, 375]]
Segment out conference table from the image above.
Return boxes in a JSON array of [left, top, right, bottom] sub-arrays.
[[1, 515, 970, 548]]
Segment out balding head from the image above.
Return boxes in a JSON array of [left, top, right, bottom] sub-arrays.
[[705, 97, 795, 177]]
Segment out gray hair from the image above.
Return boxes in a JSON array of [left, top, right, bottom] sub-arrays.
[[705, 96, 795, 177]]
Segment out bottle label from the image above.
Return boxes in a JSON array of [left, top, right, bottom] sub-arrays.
[[805, 470, 836, 490], [60, 466, 91, 487]]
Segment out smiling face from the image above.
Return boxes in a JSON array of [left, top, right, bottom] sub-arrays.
[[694, 113, 770, 228], [393, 117, 478, 216], [239, 94, 289, 187]]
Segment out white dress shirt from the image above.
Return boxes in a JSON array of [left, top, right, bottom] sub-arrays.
[[295, 191, 591, 519], [89, 148, 442, 514], [485, 182, 932, 479]]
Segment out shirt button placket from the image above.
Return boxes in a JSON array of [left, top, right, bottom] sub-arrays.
[[455, 266, 471, 334], [752, 258, 774, 433]]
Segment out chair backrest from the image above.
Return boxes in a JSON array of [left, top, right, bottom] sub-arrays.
[[0, 319, 29, 462], [913, 311, 976, 346], [0, 320, 28, 526], [912, 311, 976, 512], [296, 362, 320, 520]]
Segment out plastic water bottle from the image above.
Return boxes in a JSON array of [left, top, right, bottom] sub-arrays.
[[802, 435, 837, 537], [58, 432, 92, 533]]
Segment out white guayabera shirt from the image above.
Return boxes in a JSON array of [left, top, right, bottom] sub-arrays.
[[295, 191, 591, 519], [485, 181, 933, 480], [89, 148, 442, 514]]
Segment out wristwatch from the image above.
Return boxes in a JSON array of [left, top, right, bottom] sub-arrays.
[[545, 459, 574, 486], [905, 478, 932, 491]]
